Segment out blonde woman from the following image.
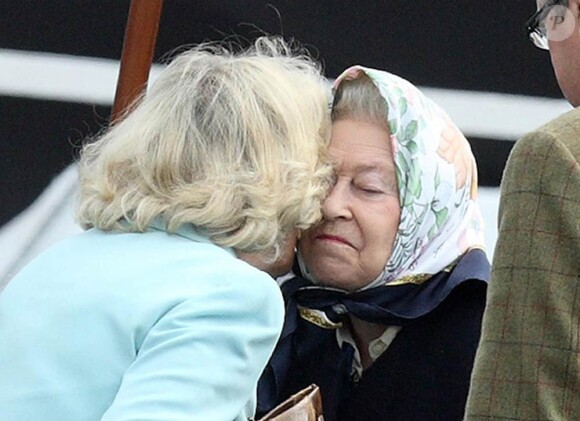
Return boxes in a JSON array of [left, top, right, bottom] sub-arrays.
[[0, 37, 331, 421]]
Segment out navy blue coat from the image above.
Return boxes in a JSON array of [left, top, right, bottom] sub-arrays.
[[258, 250, 488, 421]]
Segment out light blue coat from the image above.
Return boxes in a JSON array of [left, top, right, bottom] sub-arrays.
[[0, 223, 284, 420]]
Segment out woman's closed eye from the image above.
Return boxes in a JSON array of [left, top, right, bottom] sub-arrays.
[[361, 187, 384, 195], [354, 181, 385, 195], [354, 178, 399, 198]]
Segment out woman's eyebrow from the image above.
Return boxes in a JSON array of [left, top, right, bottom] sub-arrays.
[[354, 162, 392, 174]]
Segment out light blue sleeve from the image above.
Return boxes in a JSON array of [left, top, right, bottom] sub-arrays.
[[101, 275, 284, 421]]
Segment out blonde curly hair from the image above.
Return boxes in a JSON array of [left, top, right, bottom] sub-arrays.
[[76, 36, 332, 258]]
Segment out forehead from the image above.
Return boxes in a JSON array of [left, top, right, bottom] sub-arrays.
[[329, 119, 393, 170]]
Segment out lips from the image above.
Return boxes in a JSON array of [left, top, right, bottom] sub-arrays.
[[316, 234, 355, 248]]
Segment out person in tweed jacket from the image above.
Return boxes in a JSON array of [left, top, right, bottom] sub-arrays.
[[465, 1, 580, 419]]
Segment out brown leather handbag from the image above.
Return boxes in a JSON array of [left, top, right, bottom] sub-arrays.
[[256, 384, 324, 421]]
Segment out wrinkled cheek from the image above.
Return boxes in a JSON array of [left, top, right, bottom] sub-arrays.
[[550, 41, 580, 106], [360, 262, 385, 285], [369, 240, 395, 275]]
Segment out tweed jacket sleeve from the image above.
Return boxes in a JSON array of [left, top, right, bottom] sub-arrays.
[[465, 109, 580, 420]]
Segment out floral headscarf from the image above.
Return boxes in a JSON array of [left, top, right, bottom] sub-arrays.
[[320, 66, 486, 288]]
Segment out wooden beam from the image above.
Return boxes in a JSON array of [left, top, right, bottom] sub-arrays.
[[111, 0, 164, 123]]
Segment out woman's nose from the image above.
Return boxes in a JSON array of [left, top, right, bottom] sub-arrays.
[[322, 182, 352, 220]]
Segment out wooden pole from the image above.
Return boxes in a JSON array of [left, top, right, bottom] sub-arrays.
[[110, 0, 164, 124]]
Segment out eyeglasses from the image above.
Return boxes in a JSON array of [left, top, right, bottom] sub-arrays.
[[526, 0, 567, 50]]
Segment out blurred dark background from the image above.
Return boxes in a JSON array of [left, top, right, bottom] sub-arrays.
[[0, 0, 559, 227]]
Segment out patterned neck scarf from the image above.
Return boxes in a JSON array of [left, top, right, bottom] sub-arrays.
[[299, 65, 486, 289]]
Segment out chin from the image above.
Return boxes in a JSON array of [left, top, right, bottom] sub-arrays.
[[565, 92, 580, 108], [556, 77, 580, 107], [313, 273, 361, 292], [267, 260, 294, 278]]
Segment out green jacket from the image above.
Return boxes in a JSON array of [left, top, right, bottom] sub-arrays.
[[465, 108, 580, 419]]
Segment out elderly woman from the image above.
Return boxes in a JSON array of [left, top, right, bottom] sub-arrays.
[[257, 66, 490, 420], [0, 37, 331, 421]]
